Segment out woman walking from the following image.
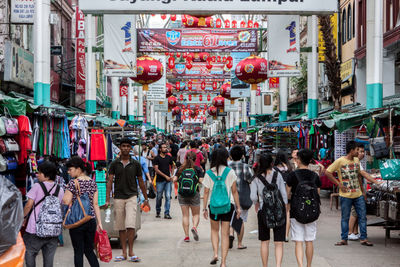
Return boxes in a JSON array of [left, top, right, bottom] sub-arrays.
[[203, 148, 241, 267], [62, 156, 103, 267], [251, 154, 288, 267], [173, 151, 204, 242]]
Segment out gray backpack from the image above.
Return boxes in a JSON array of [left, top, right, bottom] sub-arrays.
[[35, 182, 63, 238]]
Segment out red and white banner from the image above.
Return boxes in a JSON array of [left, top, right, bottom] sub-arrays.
[[75, 7, 85, 94], [269, 77, 280, 88], [120, 85, 128, 97], [167, 62, 230, 79]]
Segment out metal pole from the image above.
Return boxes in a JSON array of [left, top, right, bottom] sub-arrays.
[[128, 81, 134, 121], [111, 77, 120, 119], [279, 77, 288, 121], [307, 15, 319, 119], [85, 14, 96, 114]]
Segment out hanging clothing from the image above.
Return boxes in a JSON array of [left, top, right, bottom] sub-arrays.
[[16, 115, 32, 165], [90, 129, 107, 161]]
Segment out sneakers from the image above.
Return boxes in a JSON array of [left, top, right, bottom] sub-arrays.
[[191, 227, 199, 241], [164, 214, 172, 219], [156, 213, 161, 218], [348, 233, 360, 241], [184, 237, 190, 242]]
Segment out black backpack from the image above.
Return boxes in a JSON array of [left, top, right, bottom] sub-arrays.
[[178, 168, 199, 197], [258, 171, 286, 229], [291, 171, 321, 224], [274, 167, 290, 183], [238, 164, 252, 210]]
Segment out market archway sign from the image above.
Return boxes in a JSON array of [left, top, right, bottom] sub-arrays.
[[79, 0, 337, 14]]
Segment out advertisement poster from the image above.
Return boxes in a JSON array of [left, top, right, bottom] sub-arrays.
[[147, 55, 167, 101], [318, 13, 338, 62], [168, 62, 230, 79], [75, 7, 85, 94], [231, 52, 250, 98], [267, 15, 301, 77], [10, 0, 34, 23], [4, 41, 34, 89], [104, 15, 137, 77], [138, 28, 258, 53]]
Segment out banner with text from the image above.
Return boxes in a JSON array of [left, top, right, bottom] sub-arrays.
[[168, 62, 230, 79], [104, 15, 137, 77], [147, 55, 167, 101], [75, 7, 86, 94], [231, 52, 250, 98], [267, 15, 301, 77], [138, 28, 257, 53], [11, 0, 34, 23]]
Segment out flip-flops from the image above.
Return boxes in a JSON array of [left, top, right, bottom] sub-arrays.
[[237, 246, 247, 250], [360, 241, 373, 246], [114, 256, 126, 262], [129, 256, 141, 262], [210, 257, 219, 265], [334, 241, 348, 246]]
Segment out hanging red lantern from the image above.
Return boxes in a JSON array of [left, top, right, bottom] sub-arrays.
[[176, 52, 181, 58], [217, 56, 221, 63], [220, 81, 237, 104], [186, 129, 193, 136], [189, 110, 196, 118], [194, 126, 202, 133], [182, 15, 187, 23], [187, 81, 193, 91], [212, 96, 225, 113], [208, 106, 217, 118], [188, 95, 192, 101], [175, 81, 181, 91], [201, 81, 206, 90], [165, 52, 169, 56], [186, 60, 193, 70], [168, 56, 175, 69], [199, 94, 203, 101], [216, 18, 222, 28], [212, 81, 218, 90], [161, 14, 167, 20], [166, 83, 173, 98], [182, 52, 187, 59], [206, 60, 213, 71], [172, 106, 181, 116], [232, 20, 237, 28], [254, 22, 259, 28], [235, 55, 268, 91], [130, 55, 163, 91], [207, 94, 211, 101], [247, 20, 253, 28], [203, 117, 207, 124], [225, 19, 230, 28], [180, 94, 184, 101], [211, 56, 216, 62], [168, 96, 178, 111], [171, 14, 177, 21], [240, 21, 246, 28], [222, 56, 227, 63], [182, 15, 214, 28]]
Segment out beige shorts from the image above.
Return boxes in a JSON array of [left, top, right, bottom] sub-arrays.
[[114, 196, 137, 231]]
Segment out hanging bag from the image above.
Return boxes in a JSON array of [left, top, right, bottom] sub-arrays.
[[2, 107, 18, 135], [5, 156, 18, 170], [0, 118, 6, 136], [379, 151, 400, 180], [63, 179, 93, 229], [4, 139, 19, 152], [369, 120, 389, 159], [0, 138, 7, 154], [0, 155, 7, 172], [355, 125, 370, 147]]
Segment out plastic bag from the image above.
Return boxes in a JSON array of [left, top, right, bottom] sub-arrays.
[[94, 230, 112, 262], [0, 177, 23, 256], [0, 233, 25, 267], [379, 159, 400, 180]]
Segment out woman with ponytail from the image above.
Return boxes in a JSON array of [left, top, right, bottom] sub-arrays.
[[173, 151, 204, 242]]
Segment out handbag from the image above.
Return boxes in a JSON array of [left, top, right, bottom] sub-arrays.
[[63, 179, 93, 229], [94, 230, 112, 262], [0, 119, 6, 136], [0, 138, 7, 154], [354, 125, 370, 148], [2, 107, 18, 135], [5, 156, 18, 170], [369, 120, 389, 159], [0, 155, 7, 172], [379, 152, 400, 180], [4, 139, 19, 152]]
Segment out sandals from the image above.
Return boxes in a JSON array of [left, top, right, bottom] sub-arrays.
[[114, 256, 127, 262], [210, 257, 219, 265], [229, 236, 234, 249], [334, 240, 348, 246], [237, 246, 247, 250], [129, 256, 141, 262], [360, 241, 373, 247]]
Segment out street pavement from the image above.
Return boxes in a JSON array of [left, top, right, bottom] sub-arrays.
[[39, 194, 400, 267]]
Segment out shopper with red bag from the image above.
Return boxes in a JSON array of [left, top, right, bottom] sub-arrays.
[[94, 230, 112, 262]]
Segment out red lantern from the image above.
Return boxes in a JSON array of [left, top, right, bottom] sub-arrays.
[[176, 52, 181, 58], [217, 56, 221, 63], [207, 94, 211, 101], [165, 52, 169, 56], [226, 61, 233, 70], [187, 81, 193, 91], [172, 106, 181, 116], [225, 19, 230, 28], [186, 129, 193, 136], [199, 94, 203, 101], [182, 52, 187, 59], [183, 15, 213, 28], [240, 21, 246, 28], [232, 20, 237, 28], [161, 14, 167, 20], [206, 61, 213, 71], [220, 81, 236, 104], [130, 55, 163, 91], [222, 56, 227, 63], [208, 106, 217, 117], [248, 20, 253, 28], [186, 60, 193, 70], [168, 96, 178, 111], [203, 117, 207, 124], [171, 15, 177, 21], [211, 56, 216, 62], [166, 83, 173, 98], [194, 126, 202, 133], [188, 95, 192, 101], [212, 96, 225, 112], [235, 55, 268, 90], [254, 22, 259, 28], [180, 94, 184, 101], [212, 81, 218, 90], [216, 18, 222, 28], [168, 56, 175, 69], [175, 81, 181, 91], [201, 81, 206, 90]]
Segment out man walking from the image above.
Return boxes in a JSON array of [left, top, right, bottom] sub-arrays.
[[325, 141, 373, 246], [154, 143, 174, 219], [106, 138, 150, 262]]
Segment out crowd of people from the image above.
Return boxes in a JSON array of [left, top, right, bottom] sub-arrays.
[[21, 134, 378, 267]]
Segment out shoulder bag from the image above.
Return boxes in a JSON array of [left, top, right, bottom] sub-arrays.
[[0, 154, 7, 172], [0, 138, 7, 154], [2, 107, 18, 135], [5, 155, 18, 170], [0, 118, 6, 136], [369, 120, 389, 159], [5, 138, 19, 152]]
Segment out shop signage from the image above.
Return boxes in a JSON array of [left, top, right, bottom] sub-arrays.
[[148, 55, 167, 101], [225, 101, 238, 112], [79, 0, 337, 15], [341, 59, 354, 90], [138, 28, 258, 53], [231, 52, 250, 98], [75, 7, 86, 94], [4, 41, 34, 89], [268, 15, 301, 77], [318, 13, 338, 62], [168, 62, 230, 79], [120, 84, 128, 97], [104, 15, 137, 77], [269, 77, 280, 89], [153, 101, 168, 112], [11, 0, 35, 24]]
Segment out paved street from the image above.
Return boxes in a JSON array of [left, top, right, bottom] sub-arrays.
[[40, 195, 400, 267]]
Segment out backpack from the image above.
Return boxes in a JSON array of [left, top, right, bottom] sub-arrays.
[[238, 164, 252, 210], [35, 182, 63, 238], [274, 167, 290, 183], [291, 171, 321, 224], [258, 171, 286, 229], [178, 168, 199, 197], [207, 167, 232, 219]]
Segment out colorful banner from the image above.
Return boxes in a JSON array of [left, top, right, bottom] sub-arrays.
[[267, 15, 301, 77], [168, 62, 230, 79], [138, 28, 258, 53], [104, 15, 137, 77], [318, 13, 338, 62], [231, 52, 250, 98], [269, 77, 280, 89], [10, 0, 35, 24], [75, 7, 85, 94]]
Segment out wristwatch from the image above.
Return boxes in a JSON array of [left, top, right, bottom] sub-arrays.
[[203, 208, 208, 212]]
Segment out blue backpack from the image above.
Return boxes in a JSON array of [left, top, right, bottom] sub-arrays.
[[207, 167, 232, 219]]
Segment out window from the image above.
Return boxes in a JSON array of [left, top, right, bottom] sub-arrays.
[[342, 9, 347, 44], [264, 94, 271, 106], [348, 4, 352, 40]]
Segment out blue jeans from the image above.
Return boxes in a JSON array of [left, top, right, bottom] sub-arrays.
[[340, 196, 367, 241], [156, 181, 171, 215]]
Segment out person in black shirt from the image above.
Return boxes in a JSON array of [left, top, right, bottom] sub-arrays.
[[168, 137, 179, 163], [153, 143, 174, 219]]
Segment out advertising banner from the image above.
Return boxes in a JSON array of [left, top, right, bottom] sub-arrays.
[[10, 0, 34, 24], [267, 15, 301, 77], [168, 62, 230, 79], [153, 101, 168, 112], [104, 15, 137, 77], [79, 0, 337, 15], [269, 77, 280, 89], [75, 7, 86, 94], [318, 13, 338, 62], [147, 55, 167, 101], [138, 28, 257, 53], [4, 41, 34, 89], [231, 52, 250, 98]]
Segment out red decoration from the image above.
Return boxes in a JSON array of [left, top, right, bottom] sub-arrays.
[[208, 106, 217, 117], [188, 95, 192, 101], [194, 126, 202, 133], [180, 94, 184, 101], [216, 18, 222, 28], [212, 81, 218, 90], [224, 19, 230, 28], [222, 56, 227, 63], [185, 60, 193, 70], [201, 81, 206, 90], [220, 81, 236, 104], [232, 20, 237, 28], [172, 106, 181, 116], [168, 56, 175, 69], [171, 15, 177, 21], [182, 52, 187, 59], [166, 83, 173, 98], [161, 14, 167, 20], [240, 21, 246, 28], [217, 56, 221, 63], [203, 117, 207, 124], [130, 55, 163, 91], [254, 22, 259, 28], [165, 52, 169, 56], [248, 20, 253, 28], [186, 129, 193, 135], [168, 96, 178, 111], [207, 94, 211, 101], [212, 96, 225, 112], [176, 52, 181, 58], [235, 55, 268, 90], [199, 94, 203, 101], [187, 81, 193, 91], [206, 61, 213, 71], [182, 15, 213, 28]]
